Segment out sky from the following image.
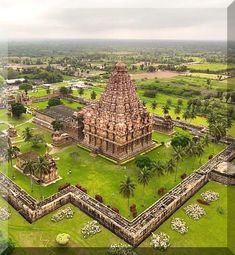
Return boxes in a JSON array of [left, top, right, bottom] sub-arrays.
[[0, 0, 233, 41]]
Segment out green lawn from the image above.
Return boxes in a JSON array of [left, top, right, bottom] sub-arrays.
[[228, 123, 235, 138], [140, 181, 229, 248], [0, 109, 32, 127], [1, 134, 225, 219], [0, 181, 231, 253]]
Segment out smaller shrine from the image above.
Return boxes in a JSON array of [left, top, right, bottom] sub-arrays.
[[154, 115, 174, 134], [7, 126, 17, 138], [16, 152, 59, 185], [52, 131, 74, 147]]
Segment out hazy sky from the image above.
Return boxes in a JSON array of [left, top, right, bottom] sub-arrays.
[[0, 0, 233, 40]]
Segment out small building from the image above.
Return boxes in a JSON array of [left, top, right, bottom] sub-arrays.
[[7, 126, 17, 137], [16, 152, 59, 184], [52, 131, 74, 147], [153, 115, 174, 134]]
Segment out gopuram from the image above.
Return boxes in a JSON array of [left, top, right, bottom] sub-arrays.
[[82, 61, 154, 161]]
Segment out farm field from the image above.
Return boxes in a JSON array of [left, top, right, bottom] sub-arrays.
[[186, 63, 235, 72]]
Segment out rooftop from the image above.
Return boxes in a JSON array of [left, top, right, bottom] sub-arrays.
[[36, 105, 78, 122], [18, 151, 39, 162]]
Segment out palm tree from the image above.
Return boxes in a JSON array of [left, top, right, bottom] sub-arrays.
[[162, 105, 170, 115], [22, 159, 35, 192], [173, 146, 185, 182], [5, 146, 20, 178], [138, 167, 151, 206], [151, 161, 164, 196], [34, 156, 49, 199], [166, 159, 176, 176], [119, 176, 136, 212], [22, 127, 33, 142]]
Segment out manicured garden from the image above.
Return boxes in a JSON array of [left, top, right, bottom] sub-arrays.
[[0, 181, 232, 253], [1, 129, 225, 219]]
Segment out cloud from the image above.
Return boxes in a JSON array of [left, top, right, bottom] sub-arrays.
[[0, 0, 228, 40]]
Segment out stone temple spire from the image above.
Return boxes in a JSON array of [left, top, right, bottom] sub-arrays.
[[82, 61, 153, 162]]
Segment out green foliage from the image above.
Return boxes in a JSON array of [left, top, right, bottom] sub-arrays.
[[90, 90, 97, 100], [19, 83, 32, 91], [135, 156, 152, 169], [31, 134, 45, 147], [171, 133, 191, 151], [143, 89, 157, 98], [48, 97, 63, 107], [0, 239, 15, 255], [51, 120, 63, 131], [59, 86, 69, 95], [56, 233, 70, 245], [11, 103, 26, 118]]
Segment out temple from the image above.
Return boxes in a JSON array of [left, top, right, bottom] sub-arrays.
[[82, 61, 154, 161]]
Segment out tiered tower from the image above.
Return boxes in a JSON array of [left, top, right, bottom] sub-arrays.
[[82, 61, 153, 161]]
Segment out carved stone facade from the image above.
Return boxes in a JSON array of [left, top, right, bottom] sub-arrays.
[[153, 114, 174, 134], [52, 131, 74, 147], [16, 152, 59, 184], [82, 61, 153, 161], [7, 126, 17, 137]]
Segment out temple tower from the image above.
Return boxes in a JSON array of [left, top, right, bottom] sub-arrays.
[[82, 61, 153, 161]]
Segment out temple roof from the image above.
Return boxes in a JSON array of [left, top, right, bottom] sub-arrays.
[[36, 105, 78, 122]]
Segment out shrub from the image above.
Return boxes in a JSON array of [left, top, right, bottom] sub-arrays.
[[197, 199, 209, 206], [217, 206, 224, 215], [112, 208, 120, 214], [208, 154, 214, 160], [181, 173, 187, 179], [58, 183, 71, 191], [130, 204, 136, 212], [56, 233, 70, 245], [143, 89, 157, 98], [95, 195, 103, 203], [158, 187, 167, 196]]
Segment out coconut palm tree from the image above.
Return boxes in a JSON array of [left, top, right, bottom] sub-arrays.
[[138, 167, 151, 206], [166, 159, 176, 176], [151, 161, 164, 195], [22, 159, 35, 192], [119, 176, 136, 212], [5, 146, 20, 178], [34, 156, 49, 199], [22, 127, 33, 142], [34, 156, 49, 180], [173, 146, 185, 182], [162, 105, 170, 115]]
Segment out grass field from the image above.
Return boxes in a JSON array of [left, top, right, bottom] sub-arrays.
[[1, 135, 225, 219], [0, 181, 231, 253], [32, 99, 84, 110], [186, 63, 235, 72]]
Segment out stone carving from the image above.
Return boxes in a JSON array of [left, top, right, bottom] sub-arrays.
[[82, 61, 154, 161]]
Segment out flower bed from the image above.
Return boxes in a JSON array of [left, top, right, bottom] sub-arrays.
[[184, 204, 206, 220], [51, 207, 74, 222], [171, 218, 188, 234], [0, 207, 11, 221], [108, 243, 137, 255], [81, 220, 101, 239], [201, 191, 219, 203], [150, 232, 170, 251]]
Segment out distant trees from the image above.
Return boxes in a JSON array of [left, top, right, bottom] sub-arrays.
[[11, 103, 26, 118], [143, 90, 157, 98], [78, 88, 84, 96], [162, 105, 170, 115]]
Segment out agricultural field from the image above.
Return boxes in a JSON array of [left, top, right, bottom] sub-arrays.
[[186, 63, 235, 72]]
